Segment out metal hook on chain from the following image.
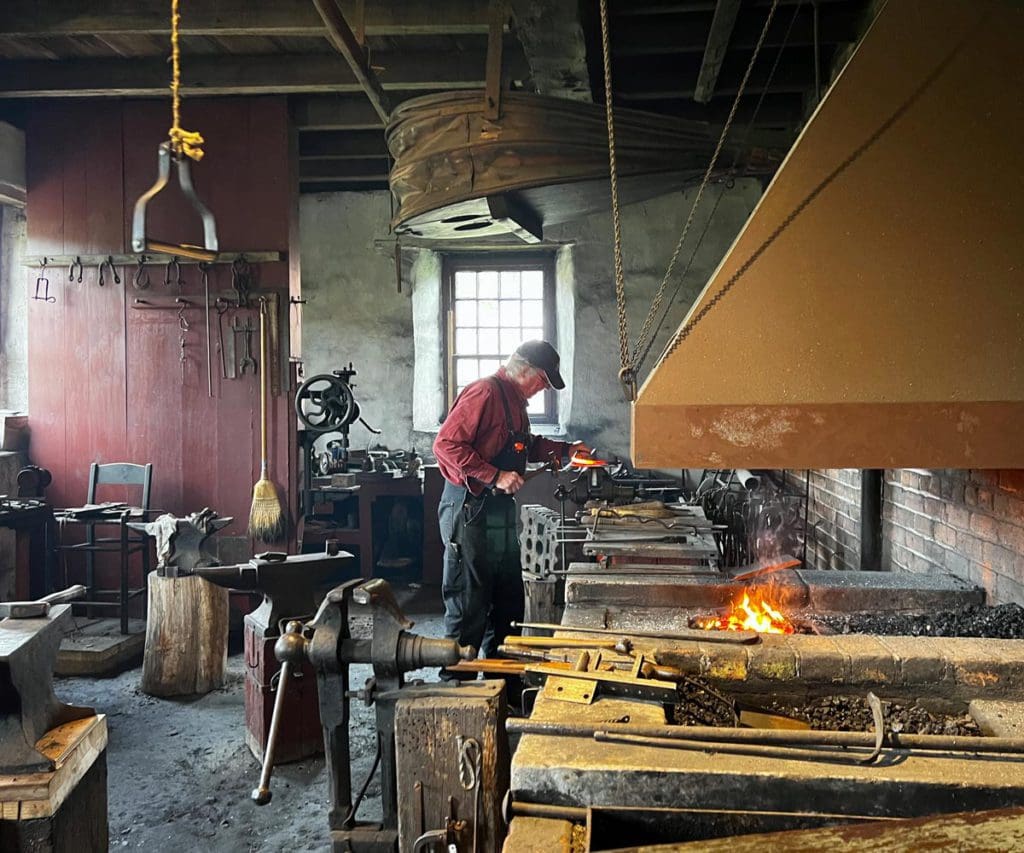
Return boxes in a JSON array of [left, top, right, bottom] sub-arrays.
[[177, 297, 190, 380], [134, 255, 151, 290], [33, 258, 56, 303]]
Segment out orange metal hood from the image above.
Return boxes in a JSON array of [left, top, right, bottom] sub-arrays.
[[633, 0, 1024, 470]]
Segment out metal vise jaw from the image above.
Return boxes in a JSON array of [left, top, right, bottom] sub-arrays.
[[0, 595, 94, 774]]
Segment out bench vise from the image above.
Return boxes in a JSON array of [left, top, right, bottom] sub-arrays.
[[254, 576, 474, 851]]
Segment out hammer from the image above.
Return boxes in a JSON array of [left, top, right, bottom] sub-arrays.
[[0, 585, 87, 619]]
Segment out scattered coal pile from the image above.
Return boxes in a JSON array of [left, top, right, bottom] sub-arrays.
[[815, 603, 1024, 638], [767, 695, 981, 736], [672, 679, 981, 734]]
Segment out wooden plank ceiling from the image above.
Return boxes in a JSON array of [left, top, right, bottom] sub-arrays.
[[0, 0, 871, 194]]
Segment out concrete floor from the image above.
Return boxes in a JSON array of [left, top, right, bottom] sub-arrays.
[[54, 585, 447, 852]]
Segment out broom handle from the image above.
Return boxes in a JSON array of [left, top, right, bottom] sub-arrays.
[[260, 299, 268, 470]]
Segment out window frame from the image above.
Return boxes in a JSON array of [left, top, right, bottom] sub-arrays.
[[441, 251, 558, 425]]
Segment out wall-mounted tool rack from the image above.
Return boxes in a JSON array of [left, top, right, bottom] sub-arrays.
[[21, 251, 282, 268]]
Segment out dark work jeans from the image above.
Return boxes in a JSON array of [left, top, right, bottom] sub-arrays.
[[438, 481, 524, 669]]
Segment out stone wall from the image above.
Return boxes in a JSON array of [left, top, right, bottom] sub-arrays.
[[0, 205, 27, 412], [299, 180, 763, 460], [803, 469, 863, 572]]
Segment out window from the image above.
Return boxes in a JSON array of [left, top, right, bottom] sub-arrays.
[[442, 253, 557, 423]]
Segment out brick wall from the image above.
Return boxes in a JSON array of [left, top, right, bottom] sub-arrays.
[[884, 470, 1024, 604], [785, 469, 863, 571]]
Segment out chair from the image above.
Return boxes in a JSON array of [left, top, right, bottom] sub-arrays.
[[59, 462, 154, 634]]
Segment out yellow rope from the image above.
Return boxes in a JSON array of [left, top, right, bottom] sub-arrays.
[[168, 0, 204, 161]]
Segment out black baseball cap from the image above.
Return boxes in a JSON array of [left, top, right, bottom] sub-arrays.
[[515, 340, 565, 390]]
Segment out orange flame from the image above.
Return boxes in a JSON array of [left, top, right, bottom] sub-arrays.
[[696, 592, 795, 634]]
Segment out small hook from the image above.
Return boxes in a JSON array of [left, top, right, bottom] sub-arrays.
[[134, 255, 151, 290], [165, 256, 184, 289], [68, 256, 83, 284], [177, 298, 190, 332], [97, 255, 122, 287]]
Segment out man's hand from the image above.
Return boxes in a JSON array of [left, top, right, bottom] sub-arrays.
[[495, 470, 525, 494]]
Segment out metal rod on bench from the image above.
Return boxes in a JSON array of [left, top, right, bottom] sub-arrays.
[[507, 720, 1024, 756]]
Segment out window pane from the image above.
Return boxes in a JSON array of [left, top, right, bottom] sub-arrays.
[[455, 327, 477, 355], [456, 359, 479, 386], [478, 270, 499, 298], [479, 358, 501, 376], [526, 394, 545, 415], [522, 327, 543, 342], [455, 300, 476, 327], [499, 328, 521, 354], [500, 271, 520, 299], [522, 270, 544, 299], [478, 299, 500, 327], [522, 300, 544, 327], [454, 271, 476, 299], [477, 328, 499, 354], [499, 301, 521, 327]]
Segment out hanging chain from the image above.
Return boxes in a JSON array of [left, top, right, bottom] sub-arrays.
[[598, 0, 633, 399], [168, 0, 204, 161], [600, 0, 780, 400]]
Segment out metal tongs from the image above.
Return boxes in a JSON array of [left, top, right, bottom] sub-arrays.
[[131, 141, 219, 262]]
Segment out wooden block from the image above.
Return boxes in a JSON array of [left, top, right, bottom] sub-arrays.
[[0, 715, 107, 819], [395, 681, 508, 851], [141, 572, 229, 696]]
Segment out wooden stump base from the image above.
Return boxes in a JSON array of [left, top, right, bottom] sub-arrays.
[[141, 572, 229, 697]]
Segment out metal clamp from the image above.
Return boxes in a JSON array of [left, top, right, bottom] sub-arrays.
[[131, 141, 219, 262]]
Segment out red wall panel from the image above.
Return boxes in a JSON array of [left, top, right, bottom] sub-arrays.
[[26, 97, 296, 553]]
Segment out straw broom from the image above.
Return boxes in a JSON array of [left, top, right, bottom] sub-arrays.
[[248, 297, 285, 542]]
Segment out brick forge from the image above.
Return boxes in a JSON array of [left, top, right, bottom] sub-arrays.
[[508, 583, 1024, 847]]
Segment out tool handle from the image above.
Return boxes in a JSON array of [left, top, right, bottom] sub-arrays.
[[252, 619, 307, 805], [41, 584, 87, 606], [259, 299, 268, 465], [252, 657, 291, 805]]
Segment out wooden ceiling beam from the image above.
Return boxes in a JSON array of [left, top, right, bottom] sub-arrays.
[[313, 0, 391, 122], [0, 0, 494, 37], [693, 0, 742, 103], [0, 50, 528, 98]]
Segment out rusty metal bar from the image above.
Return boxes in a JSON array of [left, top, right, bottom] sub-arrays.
[[511, 621, 761, 645], [507, 720, 1024, 756]]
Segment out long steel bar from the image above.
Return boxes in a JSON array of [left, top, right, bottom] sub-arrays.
[[511, 621, 760, 645], [507, 720, 1024, 755]]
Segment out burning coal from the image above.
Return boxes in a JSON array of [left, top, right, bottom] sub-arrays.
[[694, 591, 796, 635]]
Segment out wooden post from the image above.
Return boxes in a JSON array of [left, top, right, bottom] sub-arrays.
[[140, 572, 228, 697]]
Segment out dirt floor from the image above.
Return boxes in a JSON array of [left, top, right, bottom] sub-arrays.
[[54, 584, 447, 852]]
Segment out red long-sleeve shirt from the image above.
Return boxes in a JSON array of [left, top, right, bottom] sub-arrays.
[[433, 367, 571, 494]]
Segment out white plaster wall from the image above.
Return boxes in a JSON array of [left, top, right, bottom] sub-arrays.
[[0, 205, 28, 412], [299, 180, 762, 461], [299, 192, 417, 453]]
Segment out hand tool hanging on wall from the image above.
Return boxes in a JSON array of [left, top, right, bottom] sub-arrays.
[[164, 256, 184, 288], [215, 298, 233, 379], [32, 259, 55, 303], [200, 262, 213, 397], [133, 255, 151, 290], [68, 256, 83, 284], [231, 256, 252, 308], [247, 298, 284, 542], [97, 256, 121, 288], [233, 316, 257, 376], [129, 0, 218, 262]]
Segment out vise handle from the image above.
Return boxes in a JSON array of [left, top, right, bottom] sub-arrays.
[[0, 584, 87, 619]]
